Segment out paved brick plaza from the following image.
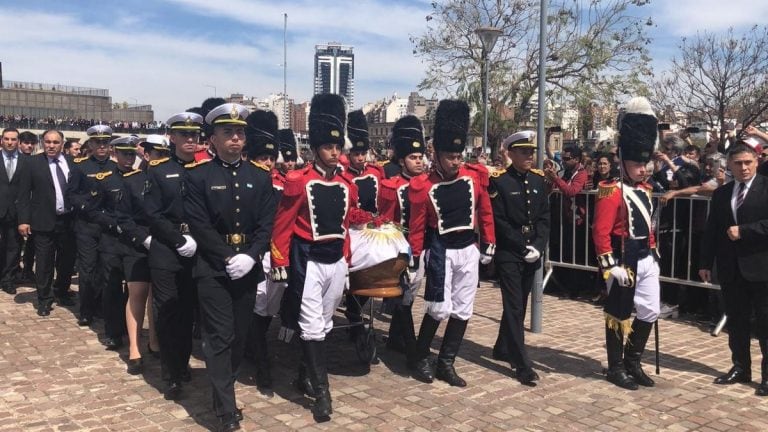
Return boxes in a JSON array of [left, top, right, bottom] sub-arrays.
[[1, 279, 766, 432]]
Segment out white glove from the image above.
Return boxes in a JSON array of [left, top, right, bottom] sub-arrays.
[[480, 254, 493, 265], [272, 266, 289, 282], [226, 254, 256, 280], [608, 266, 630, 287], [523, 246, 540, 263], [176, 235, 197, 257], [142, 236, 152, 250]]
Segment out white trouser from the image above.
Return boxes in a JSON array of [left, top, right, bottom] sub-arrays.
[[633, 255, 660, 322], [425, 244, 480, 321], [298, 257, 348, 341], [402, 253, 425, 306], [254, 252, 287, 317]]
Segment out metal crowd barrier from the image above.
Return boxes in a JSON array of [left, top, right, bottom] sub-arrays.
[[542, 189, 727, 335]]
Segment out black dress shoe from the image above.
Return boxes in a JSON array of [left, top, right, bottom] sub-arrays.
[[77, 316, 93, 326], [757, 380, 768, 396], [516, 367, 540, 386], [607, 368, 638, 390], [3, 285, 17, 295], [219, 412, 241, 432], [103, 337, 123, 351], [127, 358, 143, 375], [37, 304, 51, 317], [164, 381, 182, 400], [714, 366, 751, 384]]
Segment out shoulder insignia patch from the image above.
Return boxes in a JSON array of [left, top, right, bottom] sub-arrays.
[[529, 168, 545, 176], [490, 169, 505, 178], [185, 159, 211, 169], [74, 157, 88, 164], [597, 181, 618, 199], [123, 169, 142, 177], [250, 160, 270, 172], [149, 157, 169, 167], [95, 171, 113, 180]]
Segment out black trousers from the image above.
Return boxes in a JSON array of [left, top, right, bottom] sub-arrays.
[[33, 216, 76, 305], [197, 273, 257, 417], [494, 260, 536, 370], [151, 266, 196, 382], [76, 221, 102, 319], [0, 215, 21, 288], [101, 252, 131, 339], [21, 234, 35, 275], [722, 273, 768, 375]]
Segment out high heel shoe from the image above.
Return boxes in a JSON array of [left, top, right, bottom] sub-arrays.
[[127, 358, 144, 375]]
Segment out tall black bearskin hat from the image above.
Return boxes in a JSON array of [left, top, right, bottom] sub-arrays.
[[244, 110, 279, 159], [433, 99, 470, 154], [347, 110, 369, 152], [617, 96, 657, 163], [201, 97, 227, 138], [278, 128, 298, 162], [392, 115, 425, 159], [309, 93, 346, 149]]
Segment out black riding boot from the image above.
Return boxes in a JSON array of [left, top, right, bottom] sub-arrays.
[[435, 318, 468, 387], [252, 315, 273, 388], [408, 314, 441, 383], [386, 304, 406, 353], [302, 340, 332, 419], [624, 319, 655, 387], [605, 324, 638, 390]]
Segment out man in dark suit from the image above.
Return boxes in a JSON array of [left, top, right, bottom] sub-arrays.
[[17, 129, 77, 316], [1, 127, 28, 295], [700, 142, 768, 396]]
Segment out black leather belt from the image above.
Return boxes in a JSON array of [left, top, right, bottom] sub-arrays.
[[223, 233, 247, 245]]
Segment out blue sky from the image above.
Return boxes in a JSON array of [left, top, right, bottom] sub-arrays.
[[0, 0, 765, 120]]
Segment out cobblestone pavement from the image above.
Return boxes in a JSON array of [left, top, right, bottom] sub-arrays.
[[1, 279, 767, 432]]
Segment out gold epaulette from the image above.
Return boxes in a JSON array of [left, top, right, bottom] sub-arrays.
[[123, 169, 142, 177], [490, 168, 505, 178], [597, 181, 618, 199], [149, 157, 169, 167], [184, 159, 210, 169], [94, 171, 112, 180], [529, 168, 544, 176], [74, 157, 88, 164], [250, 160, 270, 172]]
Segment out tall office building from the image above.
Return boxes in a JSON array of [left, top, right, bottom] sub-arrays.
[[314, 43, 354, 109]]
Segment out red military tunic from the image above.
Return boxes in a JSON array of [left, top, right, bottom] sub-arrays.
[[270, 163, 359, 268], [340, 162, 384, 214], [408, 164, 495, 258], [378, 172, 424, 230]]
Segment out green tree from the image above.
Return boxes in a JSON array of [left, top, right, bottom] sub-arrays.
[[412, 0, 653, 153]]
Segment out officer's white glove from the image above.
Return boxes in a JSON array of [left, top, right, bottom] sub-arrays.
[[226, 254, 256, 280], [272, 266, 289, 282], [608, 266, 631, 287], [523, 246, 540, 263], [142, 236, 152, 250], [176, 235, 197, 257], [480, 253, 493, 265]]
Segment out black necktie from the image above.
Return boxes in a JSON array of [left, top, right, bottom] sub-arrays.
[[736, 181, 746, 208], [53, 158, 68, 188]]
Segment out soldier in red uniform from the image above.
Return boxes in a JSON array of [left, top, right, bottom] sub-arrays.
[[277, 128, 299, 176], [243, 110, 285, 391], [270, 93, 359, 420], [378, 115, 427, 356], [407, 100, 495, 387], [593, 97, 661, 391], [340, 109, 385, 346]]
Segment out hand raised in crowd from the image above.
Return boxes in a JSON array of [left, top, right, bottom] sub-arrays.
[[727, 225, 741, 241], [543, 165, 558, 181], [698, 269, 711, 283]]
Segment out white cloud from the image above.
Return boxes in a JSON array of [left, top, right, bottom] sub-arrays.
[[0, 1, 432, 120], [653, 0, 768, 36]]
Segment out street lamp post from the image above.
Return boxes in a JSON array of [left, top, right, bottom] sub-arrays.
[[475, 26, 502, 156], [204, 84, 217, 97]]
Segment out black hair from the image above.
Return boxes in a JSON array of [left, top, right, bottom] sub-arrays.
[[673, 163, 702, 189], [19, 131, 38, 144], [1, 127, 19, 136], [727, 142, 757, 158], [563, 145, 582, 159]]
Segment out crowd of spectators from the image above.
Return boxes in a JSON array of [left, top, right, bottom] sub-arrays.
[[0, 115, 166, 133]]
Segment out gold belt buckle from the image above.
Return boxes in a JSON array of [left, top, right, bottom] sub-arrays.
[[230, 234, 243, 245]]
